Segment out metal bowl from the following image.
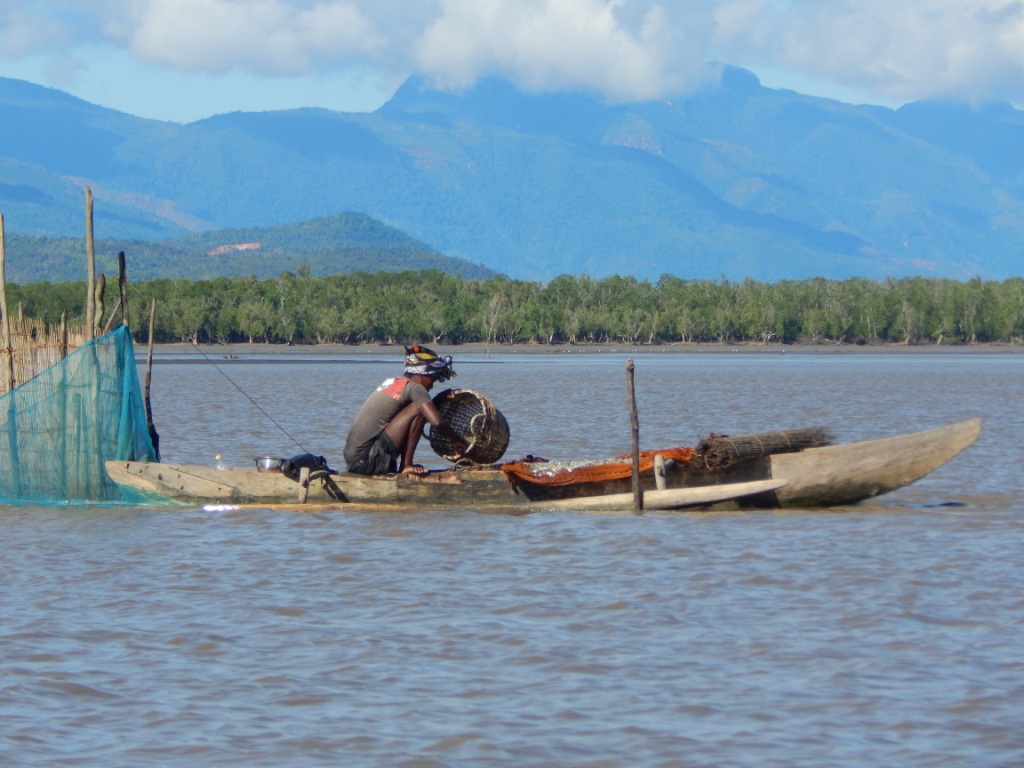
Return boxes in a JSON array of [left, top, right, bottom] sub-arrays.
[[255, 456, 284, 473]]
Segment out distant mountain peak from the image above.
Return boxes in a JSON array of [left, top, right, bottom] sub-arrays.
[[0, 71, 1019, 282], [716, 64, 763, 93]]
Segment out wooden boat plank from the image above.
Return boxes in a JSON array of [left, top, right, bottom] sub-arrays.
[[106, 461, 236, 501], [170, 480, 788, 515], [105, 460, 525, 506], [533, 479, 789, 511], [105, 461, 342, 504]]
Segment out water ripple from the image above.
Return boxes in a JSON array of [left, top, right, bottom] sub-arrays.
[[3, 354, 1023, 767]]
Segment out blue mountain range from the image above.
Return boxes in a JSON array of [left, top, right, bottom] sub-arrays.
[[1, 67, 1021, 282]]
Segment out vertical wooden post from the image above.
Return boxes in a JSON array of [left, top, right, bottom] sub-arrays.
[[1, 245, 18, 491], [626, 358, 642, 513], [144, 298, 160, 460], [59, 312, 68, 360], [94, 273, 106, 333], [85, 186, 96, 339], [0, 213, 15, 393], [118, 251, 129, 328]]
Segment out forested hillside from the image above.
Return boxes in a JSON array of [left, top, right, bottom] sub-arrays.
[[2, 213, 494, 283]]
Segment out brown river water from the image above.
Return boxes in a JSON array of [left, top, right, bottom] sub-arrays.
[[2, 347, 1022, 767]]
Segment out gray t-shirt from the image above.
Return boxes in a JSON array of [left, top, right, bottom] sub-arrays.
[[344, 377, 431, 466]]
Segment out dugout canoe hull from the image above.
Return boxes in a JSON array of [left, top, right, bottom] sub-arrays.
[[104, 419, 981, 511]]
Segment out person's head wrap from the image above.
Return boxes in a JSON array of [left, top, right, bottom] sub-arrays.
[[404, 345, 455, 381]]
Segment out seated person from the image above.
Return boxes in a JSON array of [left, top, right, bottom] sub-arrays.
[[343, 345, 469, 476]]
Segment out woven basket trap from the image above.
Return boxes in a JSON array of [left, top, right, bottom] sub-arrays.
[[428, 389, 510, 464]]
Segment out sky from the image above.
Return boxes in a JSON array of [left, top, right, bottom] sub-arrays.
[[1, 0, 1023, 123]]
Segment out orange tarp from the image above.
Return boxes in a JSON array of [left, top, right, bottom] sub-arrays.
[[500, 447, 695, 487]]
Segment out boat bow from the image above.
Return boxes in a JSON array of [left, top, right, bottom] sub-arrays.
[[770, 418, 982, 507]]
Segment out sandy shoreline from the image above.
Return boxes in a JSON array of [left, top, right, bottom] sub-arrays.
[[148, 340, 1023, 358]]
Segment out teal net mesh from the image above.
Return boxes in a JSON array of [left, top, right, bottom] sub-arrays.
[[0, 325, 157, 505]]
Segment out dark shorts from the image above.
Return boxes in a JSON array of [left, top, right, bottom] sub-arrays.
[[346, 432, 398, 475]]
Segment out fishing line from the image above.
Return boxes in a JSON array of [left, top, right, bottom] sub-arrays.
[[189, 344, 309, 454], [123, 282, 309, 453]]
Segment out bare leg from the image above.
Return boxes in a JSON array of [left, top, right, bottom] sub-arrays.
[[400, 414, 427, 473], [384, 404, 428, 474]]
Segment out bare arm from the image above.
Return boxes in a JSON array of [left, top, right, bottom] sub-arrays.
[[418, 401, 469, 455]]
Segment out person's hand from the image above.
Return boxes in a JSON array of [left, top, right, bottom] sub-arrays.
[[400, 464, 429, 476]]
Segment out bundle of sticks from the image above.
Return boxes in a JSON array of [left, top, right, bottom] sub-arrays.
[[697, 427, 833, 470]]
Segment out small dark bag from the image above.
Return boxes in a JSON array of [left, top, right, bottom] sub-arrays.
[[280, 453, 334, 481]]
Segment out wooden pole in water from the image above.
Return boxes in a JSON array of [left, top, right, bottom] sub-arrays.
[[102, 252, 128, 335], [59, 312, 68, 360], [94, 273, 105, 334], [0, 213, 15, 393], [144, 297, 160, 460], [118, 251, 129, 329], [1, 213, 20, 497], [84, 186, 96, 340], [626, 358, 642, 513]]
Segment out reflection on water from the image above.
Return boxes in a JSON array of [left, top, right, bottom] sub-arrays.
[[2, 350, 1022, 767]]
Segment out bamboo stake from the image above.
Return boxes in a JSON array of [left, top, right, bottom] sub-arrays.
[[85, 186, 96, 340], [145, 297, 160, 460], [0, 213, 15, 393], [60, 312, 68, 360], [100, 250, 127, 334], [0, 212, 21, 499], [94, 273, 106, 333], [626, 358, 642, 513], [102, 298, 123, 334], [118, 251, 129, 329]]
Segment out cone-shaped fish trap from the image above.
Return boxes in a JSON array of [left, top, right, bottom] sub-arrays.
[[429, 389, 510, 465], [697, 427, 832, 470]]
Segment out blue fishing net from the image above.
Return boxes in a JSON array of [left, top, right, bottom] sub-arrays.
[[0, 325, 157, 505]]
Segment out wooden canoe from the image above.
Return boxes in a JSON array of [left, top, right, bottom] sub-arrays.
[[104, 419, 981, 512]]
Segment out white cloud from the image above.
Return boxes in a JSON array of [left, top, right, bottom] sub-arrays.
[[105, 0, 386, 74], [0, 5, 70, 56], [2, 0, 1024, 111], [713, 0, 1024, 103], [414, 0, 715, 100]]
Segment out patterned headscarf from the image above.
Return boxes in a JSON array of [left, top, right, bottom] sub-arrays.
[[404, 345, 456, 381]]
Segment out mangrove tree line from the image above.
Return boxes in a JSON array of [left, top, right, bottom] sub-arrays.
[[9, 270, 1024, 346]]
